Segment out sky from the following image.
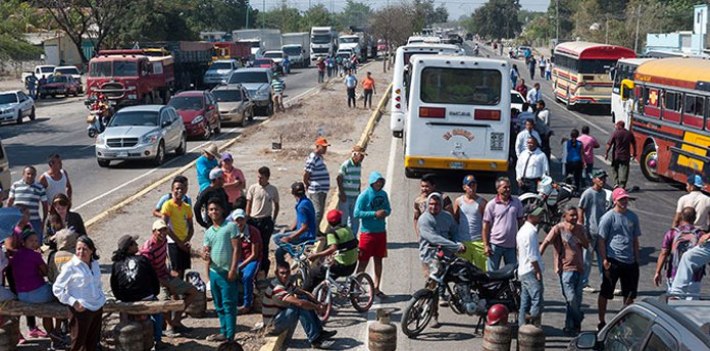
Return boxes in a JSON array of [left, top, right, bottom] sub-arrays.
[[253, 0, 551, 18]]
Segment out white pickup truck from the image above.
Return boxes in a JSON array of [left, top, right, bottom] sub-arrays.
[[20, 65, 56, 84]]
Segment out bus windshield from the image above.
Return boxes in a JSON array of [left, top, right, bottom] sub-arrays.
[[420, 67, 502, 105]]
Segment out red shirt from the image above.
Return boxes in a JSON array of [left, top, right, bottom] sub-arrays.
[[240, 225, 262, 262], [607, 128, 636, 162], [140, 236, 170, 280]]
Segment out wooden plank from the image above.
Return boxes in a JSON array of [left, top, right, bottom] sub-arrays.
[[0, 300, 184, 319]]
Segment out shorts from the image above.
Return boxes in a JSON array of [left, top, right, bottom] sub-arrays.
[[600, 258, 639, 300], [457, 240, 487, 272], [17, 283, 54, 304], [358, 232, 387, 261], [160, 276, 195, 300], [168, 243, 192, 272]]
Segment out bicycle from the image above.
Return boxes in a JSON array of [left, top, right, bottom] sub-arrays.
[[278, 239, 317, 288], [312, 256, 375, 322]]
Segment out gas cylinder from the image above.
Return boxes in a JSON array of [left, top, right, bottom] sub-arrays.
[[368, 308, 398, 351]]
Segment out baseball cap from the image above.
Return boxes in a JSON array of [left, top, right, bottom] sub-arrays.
[[326, 209, 342, 224], [524, 203, 544, 217], [591, 169, 608, 179], [221, 152, 233, 162], [230, 208, 247, 221], [315, 137, 330, 147], [291, 181, 306, 194], [689, 174, 704, 188], [352, 145, 368, 155], [612, 187, 634, 202], [152, 219, 168, 231], [209, 168, 224, 181], [462, 174, 477, 185], [117, 234, 139, 251], [203, 143, 220, 158]]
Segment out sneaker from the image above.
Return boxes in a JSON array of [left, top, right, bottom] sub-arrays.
[[206, 333, 227, 342], [430, 319, 442, 329], [583, 285, 597, 293], [28, 327, 47, 338], [319, 330, 337, 340], [17, 335, 26, 345], [311, 339, 335, 349], [613, 288, 622, 296], [163, 328, 181, 338], [597, 322, 606, 332]]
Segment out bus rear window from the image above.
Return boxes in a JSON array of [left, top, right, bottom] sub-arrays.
[[419, 67, 502, 105], [578, 59, 617, 74]]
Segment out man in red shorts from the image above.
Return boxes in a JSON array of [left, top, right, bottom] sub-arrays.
[[354, 171, 391, 298]]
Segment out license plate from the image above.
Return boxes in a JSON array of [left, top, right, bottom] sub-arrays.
[[117, 152, 128, 157], [449, 162, 464, 169]]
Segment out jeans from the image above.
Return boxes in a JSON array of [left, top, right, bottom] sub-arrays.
[[150, 313, 164, 343], [581, 233, 604, 287], [273, 306, 323, 343], [239, 261, 259, 308], [363, 89, 373, 108], [209, 269, 238, 340], [611, 159, 630, 188], [30, 219, 44, 244], [308, 191, 327, 232], [560, 271, 584, 330], [669, 244, 710, 298], [486, 244, 517, 272], [273, 232, 311, 266], [338, 196, 359, 234], [317, 71, 325, 83], [519, 272, 544, 326], [565, 161, 584, 190]]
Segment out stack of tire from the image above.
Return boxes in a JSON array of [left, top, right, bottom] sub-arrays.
[[0, 317, 20, 350], [114, 319, 154, 351]]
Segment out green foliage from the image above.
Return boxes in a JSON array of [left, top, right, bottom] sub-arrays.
[[469, 0, 522, 39], [301, 4, 337, 30], [412, 0, 449, 31], [259, 4, 302, 32], [0, 0, 49, 59], [338, 0, 373, 29]]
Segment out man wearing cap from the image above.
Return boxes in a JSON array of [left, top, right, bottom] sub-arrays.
[[482, 177, 524, 271], [596, 187, 641, 331], [337, 145, 366, 234], [515, 137, 549, 194], [578, 169, 612, 293], [110, 234, 164, 348], [672, 174, 710, 231], [272, 182, 316, 266], [605, 121, 637, 189], [308, 209, 359, 289], [516, 204, 545, 327], [194, 168, 232, 229], [229, 209, 262, 313], [246, 166, 280, 276], [304, 137, 331, 232], [140, 219, 198, 336], [197, 143, 220, 192], [453, 175, 488, 271]]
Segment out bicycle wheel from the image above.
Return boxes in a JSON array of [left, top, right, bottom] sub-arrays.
[[293, 262, 310, 288], [401, 289, 436, 338], [313, 280, 333, 322], [349, 272, 375, 313]]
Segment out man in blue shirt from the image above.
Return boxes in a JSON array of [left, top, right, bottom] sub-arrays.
[[344, 70, 358, 108], [272, 182, 316, 265], [196, 143, 219, 192]]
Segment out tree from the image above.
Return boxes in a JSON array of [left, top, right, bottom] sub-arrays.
[[301, 4, 336, 31], [469, 0, 522, 39], [338, 0, 372, 29], [259, 3, 302, 32], [371, 3, 416, 48], [0, 0, 46, 60], [432, 4, 449, 24], [189, 0, 256, 32]]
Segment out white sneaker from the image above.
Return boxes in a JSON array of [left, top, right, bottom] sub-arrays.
[[583, 285, 597, 293], [613, 288, 622, 296]]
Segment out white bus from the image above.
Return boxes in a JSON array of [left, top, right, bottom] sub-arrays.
[[610, 58, 654, 126], [404, 55, 511, 178], [390, 43, 464, 138]]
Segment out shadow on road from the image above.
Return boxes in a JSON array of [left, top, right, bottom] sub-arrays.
[[0, 117, 60, 139], [388, 241, 418, 250], [414, 331, 476, 342]]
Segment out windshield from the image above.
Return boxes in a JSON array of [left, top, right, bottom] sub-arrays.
[[229, 71, 268, 84], [89, 62, 112, 77], [114, 61, 139, 76], [283, 47, 301, 55], [336, 53, 349, 59], [56, 68, 79, 75], [40, 67, 55, 73], [340, 37, 358, 44], [511, 93, 525, 104], [48, 76, 68, 83], [263, 52, 282, 59], [213, 89, 243, 102], [312, 34, 331, 44], [209, 62, 233, 70], [109, 111, 159, 127], [0, 93, 17, 104], [168, 96, 203, 110], [420, 67, 502, 105]]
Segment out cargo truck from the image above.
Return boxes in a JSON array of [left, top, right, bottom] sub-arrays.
[[212, 41, 251, 61], [310, 26, 337, 61], [139, 41, 214, 91], [282, 32, 310, 68], [233, 29, 283, 56]]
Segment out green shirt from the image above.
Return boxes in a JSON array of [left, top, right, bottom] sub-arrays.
[[327, 226, 358, 266], [339, 158, 361, 198], [204, 221, 241, 272]]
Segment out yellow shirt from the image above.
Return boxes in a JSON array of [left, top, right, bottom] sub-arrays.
[[161, 199, 193, 242]]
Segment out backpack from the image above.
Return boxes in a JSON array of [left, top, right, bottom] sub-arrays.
[[669, 227, 705, 281]]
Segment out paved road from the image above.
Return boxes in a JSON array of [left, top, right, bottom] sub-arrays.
[[0, 66, 322, 221]]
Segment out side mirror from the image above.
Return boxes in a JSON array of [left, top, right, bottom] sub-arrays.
[[575, 332, 598, 350], [620, 79, 634, 101], [161, 120, 170, 127]]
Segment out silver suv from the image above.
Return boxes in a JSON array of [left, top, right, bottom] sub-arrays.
[[95, 105, 186, 167], [227, 68, 273, 116]]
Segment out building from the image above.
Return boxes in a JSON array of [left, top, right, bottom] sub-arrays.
[[645, 4, 708, 56]]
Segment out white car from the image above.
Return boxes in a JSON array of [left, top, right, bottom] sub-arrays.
[[511, 90, 530, 113], [53, 66, 82, 81], [262, 50, 286, 66], [0, 90, 35, 124]]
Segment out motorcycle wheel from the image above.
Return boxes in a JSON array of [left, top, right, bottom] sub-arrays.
[[401, 289, 436, 338], [349, 272, 375, 313]]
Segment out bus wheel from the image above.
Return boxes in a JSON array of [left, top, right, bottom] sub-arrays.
[[565, 92, 575, 111], [405, 168, 416, 179], [640, 143, 661, 182]]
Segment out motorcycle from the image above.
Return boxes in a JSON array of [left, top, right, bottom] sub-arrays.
[[85, 96, 113, 138], [401, 248, 520, 338], [519, 175, 576, 232]]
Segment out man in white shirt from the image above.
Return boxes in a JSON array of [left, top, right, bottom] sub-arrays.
[[527, 83, 541, 107], [517, 204, 545, 327], [673, 174, 710, 231], [516, 137, 549, 194], [535, 100, 550, 126], [515, 119, 542, 157]]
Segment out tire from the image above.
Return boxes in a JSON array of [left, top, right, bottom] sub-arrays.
[[293, 262, 310, 289], [175, 134, 187, 155], [29, 107, 36, 121], [73, 90, 78, 97], [313, 281, 333, 322], [202, 122, 212, 140], [267, 98, 274, 116], [565, 89, 574, 111], [16, 111, 22, 125], [97, 159, 110, 167], [214, 118, 221, 134], [153, 141, 165, 166], [611, 112, 616, 124], [240, 114, 247, 127], [404, 168, 416, 179], [401, 289, 436, 338], [88, 129, 97, 138], [248, 108, 254, 122], [349, 272, 375, 313], [640, 143, 661, 182]]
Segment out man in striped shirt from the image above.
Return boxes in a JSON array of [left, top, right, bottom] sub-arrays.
[[8, 166, 48, 242], [271, 72, 285, 113], [337, 145, 366, 234], [262, 262, 336, 349], [304, 137, 331, 233]]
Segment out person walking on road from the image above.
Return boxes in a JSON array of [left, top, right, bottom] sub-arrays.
[[316, 58, 326, 83], [354, 171, 391, 298], [654, 207, 704, 294], [516, 137, 549, 194], [672, 174, 710, 230], [303, 137, 331, 231], [526, 83, 541, 107], [596, 188, 642, 331], [540, 206, 589, 335], [8, 166, 48, 243], [515, 119, 542, 158], [528, 56, 537, 80], [453, 175, 488, 271], [482, 177, 524, 271], [246, 166, 279, 277], [545, 59, 553, 80], [194, 168, 232, 229], [538, 56, 547, 79], [197, 143, 220, 192], [605, 121, 637, 190], [578, 169, 612, 293], [38, 154, 72, 203], [362, 72, 376, 109], [577, 126, 600, 186], [413, 174, 453, 239], [517, 204, 545, 327], [337, 145, 366, 234], [26, 72, 38, 99], [561, 129, 584, 191], [271, 72, 286, 113], [272, 182, 316, 266], [344, 70, 358, 108]]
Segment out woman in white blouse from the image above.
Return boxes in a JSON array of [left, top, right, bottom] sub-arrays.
[[52, 235, 106, 351]]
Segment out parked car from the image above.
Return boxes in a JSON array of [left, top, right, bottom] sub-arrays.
[[53, 66, 83, 92], [262, 51, 287, 72], [39, 75, 82, 98], [516, 45, 532, 59], [203, 59, 240, 88], [21, 65, 55, 85], [212, 84, 255, 127], [511, 90, 529, 113], [95, 105, 186, 167], [253, 58, 278, 72], [569, 295, 710, 351], [168, 90, 221, 140], [0, 90, 35, 124], [227, 68, 273, 116]]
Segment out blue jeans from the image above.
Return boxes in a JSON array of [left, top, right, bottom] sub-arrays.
[[560, 271, 584, 330], [239, 261, 259, 308], [209, 269, 238, 340], [486, 244, 517, 272], [273, 306, 323, 343], [582, 233, 604, 287], [519, 272, 544, 326], [670, 244, 710, 298], [338, 196, 359, 234], [150, 313, 163, 343], [273, 232, 310, 265]]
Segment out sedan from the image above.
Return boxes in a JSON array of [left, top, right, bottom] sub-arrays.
[[39, 75, 81, 98], [253, 58, 278, 72], [262, 51, 287, 72], [168, 90, 221, 140], [0, 90, 35, 124], [212, 84, 255, 127]]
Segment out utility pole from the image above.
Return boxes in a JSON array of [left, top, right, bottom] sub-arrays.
[[262, 0, 265, 29], [556, 0, 560, 41], [634, 4, 641, 53]]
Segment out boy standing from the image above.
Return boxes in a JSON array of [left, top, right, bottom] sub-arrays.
[[517, 204, 545, 327]]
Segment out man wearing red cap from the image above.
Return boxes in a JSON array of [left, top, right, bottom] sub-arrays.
[[308, 209, 358, 289], [596, 187, 641, 331], [304, 137, 331, 232]]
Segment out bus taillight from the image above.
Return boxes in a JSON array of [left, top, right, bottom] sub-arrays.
[[419, 107, 446, 118], [474, 109, 500, 121]]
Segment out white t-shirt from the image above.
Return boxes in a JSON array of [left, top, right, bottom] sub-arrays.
[[676, 191, 710, 229], [517, 221, 544, 277]]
